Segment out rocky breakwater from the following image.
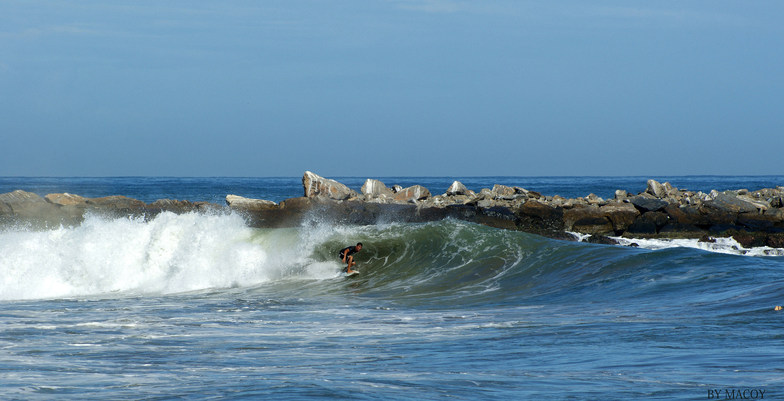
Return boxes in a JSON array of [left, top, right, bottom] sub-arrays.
[[0, 190, 218, 228], [3, 172, 783, 249], [226, 172, 440, 228], [548, 179, 784, 248], [227, 172, 784, 248]]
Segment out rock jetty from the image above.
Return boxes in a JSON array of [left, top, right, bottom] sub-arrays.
[[0, 190, 217, 227], [2, 171, 783, 248]]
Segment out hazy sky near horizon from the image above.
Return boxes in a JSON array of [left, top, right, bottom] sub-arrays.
[[1, 1, 782, 177]]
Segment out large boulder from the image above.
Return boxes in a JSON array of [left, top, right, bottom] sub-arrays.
[[45, 193, 89, 206], [86, 195, 146, 210], [737, 207, 784, 231], [514, 200, 565, 235], [446, 181, 470, 196], [662, 203, 710, 233], [564, 205, 614, 235], [394, 185, 431, 202], [702, 193, 763, 214], [630, 195, 668, 213], [0, 190, 77, 226], [599, 202, 640, 234], [303, 171, 357, 200], [148, 199, 206, 214], [1, 190, 59, 216], [226, 195, 277, 211], [80, 195, 147, 219], [626, 211, 669, 235], [646, 179, 667, 198], [1, 190, 48, 211], [361, 179, 394, 200], [492, 184, 517, 200]]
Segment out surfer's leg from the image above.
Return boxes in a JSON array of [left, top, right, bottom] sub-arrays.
[[346, 255, 355, 273]]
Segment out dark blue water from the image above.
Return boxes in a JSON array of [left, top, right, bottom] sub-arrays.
[[1, 175, 782, 204], [1, 176, 783, 400]]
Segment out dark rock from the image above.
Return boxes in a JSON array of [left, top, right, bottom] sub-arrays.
[[698, 235, 716, 243], [599, 202, 639, 234], [732, 231, 765, 248], [763, 207, 784, 227], [630, 195, 668, 213], [626, 212, 669, 235], [514, 200, 565, 235], [585, 235, 620, 245], [698, 197, 739, 229], [658, 224, 705, 237], [551, 231, 580, 242], [737, 212, 783, 231], [765, 234, 784, 248], [664, 204, 711, 227], [564, 205, 613, 235], [702, 193, 762, 214], [473, 206, 518, 230]]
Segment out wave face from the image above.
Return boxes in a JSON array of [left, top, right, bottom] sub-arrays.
[[2, 214, 782, 311], [341, 221, 784, 312]]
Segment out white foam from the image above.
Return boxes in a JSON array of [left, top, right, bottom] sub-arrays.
[[611, 236, 784, 257], [0, 212, 346, 301], [568, 230, 783, 257]]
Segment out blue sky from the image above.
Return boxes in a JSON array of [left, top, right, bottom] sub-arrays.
[[1, 0, 782, 177]]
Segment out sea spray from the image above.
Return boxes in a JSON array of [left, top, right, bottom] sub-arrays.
[[0, 212, 274, 300]]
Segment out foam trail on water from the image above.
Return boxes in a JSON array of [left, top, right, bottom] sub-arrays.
[[0, 212, 296, 300], [611, 236, 784, 256]]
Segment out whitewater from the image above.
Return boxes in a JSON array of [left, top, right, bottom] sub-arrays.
[[1, 176, 783, 400]]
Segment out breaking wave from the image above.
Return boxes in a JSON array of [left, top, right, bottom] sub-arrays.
[[1, 214, 782, 312]]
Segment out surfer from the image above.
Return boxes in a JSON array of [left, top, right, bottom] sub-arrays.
[[339, 243, 362, 274]]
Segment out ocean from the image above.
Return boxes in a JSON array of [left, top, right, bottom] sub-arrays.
[[1, 176, 783, 400]]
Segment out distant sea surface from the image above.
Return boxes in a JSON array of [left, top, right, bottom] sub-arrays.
[[1, 176, 783, 400]]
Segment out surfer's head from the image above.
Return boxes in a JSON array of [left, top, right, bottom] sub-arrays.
[[356, 242, 363, 251]]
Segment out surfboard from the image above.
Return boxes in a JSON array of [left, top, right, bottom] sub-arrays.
[[344, 270, 360, 277]]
